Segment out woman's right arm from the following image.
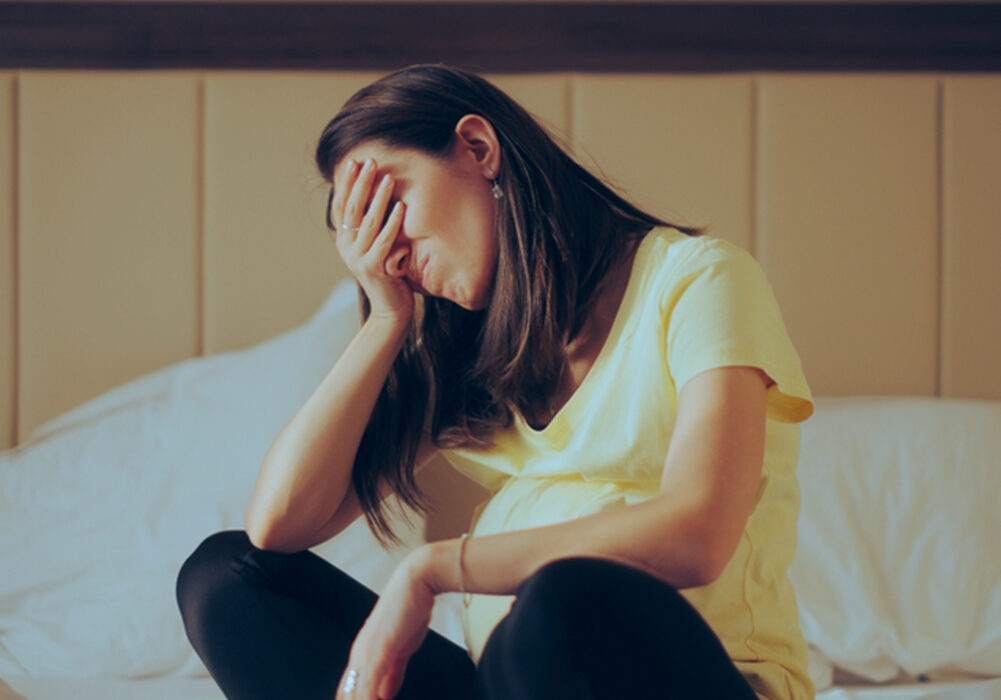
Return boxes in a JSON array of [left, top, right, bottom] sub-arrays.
[[245, 156, 431, 553], [244, 316, 431, 553]]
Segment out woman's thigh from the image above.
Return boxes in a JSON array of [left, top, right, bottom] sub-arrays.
[[176, 529, 475, 700], [476, 556, 760, 700]]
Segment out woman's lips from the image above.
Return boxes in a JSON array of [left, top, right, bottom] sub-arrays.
[[409, 254, 431, 295]]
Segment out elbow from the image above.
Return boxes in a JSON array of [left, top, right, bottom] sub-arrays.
[[244, 505, 318, 554], [693, 530, 741, 587], [692, 553, 724, 587], [243, 507, 289, 553], [243, 500, 269, 549], [244, 521, 299, 554], [244, 513, 273, 551]]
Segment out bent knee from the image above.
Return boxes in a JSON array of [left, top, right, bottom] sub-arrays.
[[175, 529, 255, 615], [517, 556, 628, 597], [516, 556, 681, 614], [511, 557, 608, 617]]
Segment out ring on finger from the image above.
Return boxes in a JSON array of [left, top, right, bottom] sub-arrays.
[[343, 668, 358, 693], [340, 223, 360, 233]]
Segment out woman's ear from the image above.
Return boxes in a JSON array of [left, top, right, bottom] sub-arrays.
[[454, 114, 501, 179], [384, 239, 412, 278]]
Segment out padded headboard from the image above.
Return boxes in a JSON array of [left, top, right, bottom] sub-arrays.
[[2, 70, 999, 538]]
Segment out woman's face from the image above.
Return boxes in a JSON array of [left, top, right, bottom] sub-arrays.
[[331, 121, 501, 311]]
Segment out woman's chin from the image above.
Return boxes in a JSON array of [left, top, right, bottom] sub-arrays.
[[461, 288, 491, 311], [438, 280, 489, 311]]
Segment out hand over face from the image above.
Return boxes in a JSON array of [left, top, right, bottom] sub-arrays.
[[330, 156, 413, 326]]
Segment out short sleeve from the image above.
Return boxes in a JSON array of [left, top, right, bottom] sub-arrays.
[[661, 240, 814, 423]]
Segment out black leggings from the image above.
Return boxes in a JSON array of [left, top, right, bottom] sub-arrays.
[[176, 529, 760, 700]]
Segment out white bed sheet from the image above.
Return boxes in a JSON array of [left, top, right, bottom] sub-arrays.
[[818, 678, 1001, 700], [2, 675, 223, 700]]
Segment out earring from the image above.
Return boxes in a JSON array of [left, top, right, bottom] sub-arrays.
[[491, 179, 504, 200]]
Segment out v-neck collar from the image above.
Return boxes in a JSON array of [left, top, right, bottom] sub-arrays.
[[514, 231, 655, 441]]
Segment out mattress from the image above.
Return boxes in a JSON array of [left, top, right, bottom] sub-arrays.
[[4, 676, 999, 700], [817, 679, 1001, 700]]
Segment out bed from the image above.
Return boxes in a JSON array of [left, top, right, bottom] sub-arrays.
[[1, 279, 999, 700], [2, 61, 1000, 700]]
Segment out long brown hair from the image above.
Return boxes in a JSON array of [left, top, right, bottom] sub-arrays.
[[315, 63, 705, 546]]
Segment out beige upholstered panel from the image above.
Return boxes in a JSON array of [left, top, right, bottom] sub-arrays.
[[204, 72, 380, 354], [757, 74, 939, 396], [0, 74, 14, 449], [571, 74, 753, 250], [942, 76, 1001, 399], [490, 74, 570, 145], [17, 72, 200, 441]]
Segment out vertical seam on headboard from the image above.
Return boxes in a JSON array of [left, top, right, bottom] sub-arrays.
[[935, 76, 944, 398], [196, 73, 205, 357], [750, 73, 759, 258], [11, 71, 20, 444], [565, 73, 574, 157]]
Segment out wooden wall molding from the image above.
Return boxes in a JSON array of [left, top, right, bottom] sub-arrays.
[[1, 2, 1000, 71]]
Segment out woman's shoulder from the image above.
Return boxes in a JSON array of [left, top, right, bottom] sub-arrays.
[[644, 226, 750, 265], [639, 226, 754, 287], [635, 227, 777, 316]]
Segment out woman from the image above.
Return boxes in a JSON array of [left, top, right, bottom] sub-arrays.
[[176, 63, 816, 700]]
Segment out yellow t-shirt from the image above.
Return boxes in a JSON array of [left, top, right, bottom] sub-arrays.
[[439, 226, 816, 700]]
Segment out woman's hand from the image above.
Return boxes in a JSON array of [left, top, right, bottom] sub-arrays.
[[334, 548, 436, 700], [331, 157, 413, 326]]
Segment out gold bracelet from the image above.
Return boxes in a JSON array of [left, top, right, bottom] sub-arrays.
[[458, 532, 473, 608]]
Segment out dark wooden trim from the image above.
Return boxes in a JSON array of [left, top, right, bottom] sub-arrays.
[[2, 2, 1000, 72]]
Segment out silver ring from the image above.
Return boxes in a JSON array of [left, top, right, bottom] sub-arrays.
[[342, 668, 358, 693], [340, 223, 360, 233]]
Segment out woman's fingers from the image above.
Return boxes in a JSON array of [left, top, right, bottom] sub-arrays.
[[343, 158, 378, 232], [332, 159, 361, 232], [328, 155, 414, 323], [356, 172, 396, 254], [369, 201, 405, 267]]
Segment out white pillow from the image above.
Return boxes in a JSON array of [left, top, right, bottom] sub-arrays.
[[790, 396, 1001, 683], [0, 280, 428, 680]]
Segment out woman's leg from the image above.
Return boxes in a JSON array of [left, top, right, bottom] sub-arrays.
[[176, 529, 476, 700], [475, 556, 761, 700]]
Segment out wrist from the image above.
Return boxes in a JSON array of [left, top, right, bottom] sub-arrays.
[[407, 540, 458, 596], [361, 314, 411, 355], [365, 312, 411, 337]]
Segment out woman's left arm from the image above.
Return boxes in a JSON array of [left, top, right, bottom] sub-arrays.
[[335, 364, 771, 700], [420, 364, 773, 596]]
